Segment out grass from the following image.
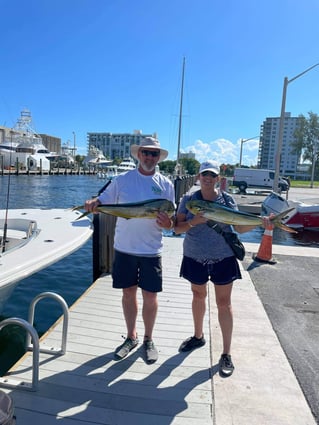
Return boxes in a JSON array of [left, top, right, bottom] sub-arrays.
[[290, 180, 319, 188]]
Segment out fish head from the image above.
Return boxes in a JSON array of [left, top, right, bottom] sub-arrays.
[[185, 200, 206, 215], [150, 200, 175, 217], [161, 200, 175, 217]]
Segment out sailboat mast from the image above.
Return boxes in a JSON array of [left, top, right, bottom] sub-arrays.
[[176, 57, 185, 175]]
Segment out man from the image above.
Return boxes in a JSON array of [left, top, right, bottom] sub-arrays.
[[84, 137, 175, 364]]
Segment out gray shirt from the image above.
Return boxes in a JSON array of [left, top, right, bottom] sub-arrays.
[[178, 190, 237, 264]]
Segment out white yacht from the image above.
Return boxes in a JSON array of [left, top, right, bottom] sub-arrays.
[[84, 146, 112, 167], [97, 165, 118, 180], [117, 157, 136, 173], [0, 109, 50, 171]]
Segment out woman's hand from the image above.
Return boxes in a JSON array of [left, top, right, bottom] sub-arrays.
[[261, 213, 275, 230], [190, 212, 207, 226]]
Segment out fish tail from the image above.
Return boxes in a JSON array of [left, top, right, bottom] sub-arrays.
[[271, 207, 298, 234], [276, 222, 298, 234], [74, 211, 91, 220], [72, 205, 85, 212], [71, 205, 91, 220]]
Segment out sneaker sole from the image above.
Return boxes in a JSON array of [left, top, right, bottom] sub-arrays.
[[114, 342, 138, 360], [179, 340, 206, 352]]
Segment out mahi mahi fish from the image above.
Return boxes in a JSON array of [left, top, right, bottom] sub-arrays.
[[73, 199, 175, 220], [186, 200, 297, 233]]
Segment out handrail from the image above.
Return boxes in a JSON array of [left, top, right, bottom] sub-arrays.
[[0, 292, 69, 392], [27, 292, 69, 355], [0, 317, 39, 391]]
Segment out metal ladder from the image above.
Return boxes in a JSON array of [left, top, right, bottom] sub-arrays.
[[0, 292, 69, 391]]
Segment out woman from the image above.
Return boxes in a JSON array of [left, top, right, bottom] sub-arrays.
[[174, 160, 269, 377]]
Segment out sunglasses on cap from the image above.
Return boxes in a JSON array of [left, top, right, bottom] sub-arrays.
[[141, 149, 160, 157], [201, 171, 218, 177]]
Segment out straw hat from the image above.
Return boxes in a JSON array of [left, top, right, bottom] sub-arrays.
[[130, 137, 168, 162]]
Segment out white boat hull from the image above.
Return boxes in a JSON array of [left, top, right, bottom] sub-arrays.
[[0, 208, 93, 311]]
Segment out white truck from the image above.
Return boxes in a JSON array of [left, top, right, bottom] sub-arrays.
[[232, 168, 289, 193]]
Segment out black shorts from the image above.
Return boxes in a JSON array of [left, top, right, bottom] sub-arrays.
[[112, 250, 163, 292], [180, 255, 242, 285]]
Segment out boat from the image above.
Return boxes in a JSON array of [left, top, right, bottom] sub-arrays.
[[84, 146, 112, 167], [0, 130, 21, 168], [261, 192, 319, 230], [0, 109, 51, 171], [0, 208, 92, 312], [97, 165, 118, 180], [117, 157, 136, 173]]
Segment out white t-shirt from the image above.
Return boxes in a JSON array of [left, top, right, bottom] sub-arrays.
[[98, 169, 175, 255]]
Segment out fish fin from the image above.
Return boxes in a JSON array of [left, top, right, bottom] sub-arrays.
[[270, 207, 296, 221]]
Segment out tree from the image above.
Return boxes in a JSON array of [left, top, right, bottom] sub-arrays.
[[220, 163, 236, 177], [180, 158, 200, 175], [159, 160, 176, 175], [75, 155, 85, 165], [292, 111, 319, 187], [159, 158, 200, 175]]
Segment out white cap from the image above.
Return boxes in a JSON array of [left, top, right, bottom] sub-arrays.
[[199, 160, 220, 175]]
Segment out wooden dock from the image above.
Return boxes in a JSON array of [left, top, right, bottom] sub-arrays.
[[1, 235, 316, 424], [1, 237, 214, 424]]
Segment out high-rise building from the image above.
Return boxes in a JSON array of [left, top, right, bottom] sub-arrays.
[[87, 130, 157, 160], [258, 112, 302, 178], [180, 152, 196, 160]]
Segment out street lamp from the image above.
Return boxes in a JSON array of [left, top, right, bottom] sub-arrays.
[[273, 63, 319, 191], [239, 136, 259, 167]]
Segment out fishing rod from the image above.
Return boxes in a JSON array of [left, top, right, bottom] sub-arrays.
[[98, 178, 112, 196], [1, 130, 14, 253]]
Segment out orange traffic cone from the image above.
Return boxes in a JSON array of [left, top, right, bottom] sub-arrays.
[[253, 224, 277, 264]]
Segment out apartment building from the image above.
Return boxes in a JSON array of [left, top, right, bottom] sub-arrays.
[[87, 130, 157, 160], [180, 152, 196, 160], [258, 112, 303, 178]]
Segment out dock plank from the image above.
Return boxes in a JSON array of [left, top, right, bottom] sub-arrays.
[[2, 236, 214, 424]]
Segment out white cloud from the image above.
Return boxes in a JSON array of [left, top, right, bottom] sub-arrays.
[[182, 138, 259, 166]]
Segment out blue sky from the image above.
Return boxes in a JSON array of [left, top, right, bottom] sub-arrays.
[[1, 0, 319, 166]]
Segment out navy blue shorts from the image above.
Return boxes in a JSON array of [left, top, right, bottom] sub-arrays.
[[112, 250, 162, 292], [180, 255, 242, 285]]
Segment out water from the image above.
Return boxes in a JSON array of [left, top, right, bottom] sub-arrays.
[[0, 174, 104, 373], [238, 224, 319, 247], [1, 175, 319, 373]]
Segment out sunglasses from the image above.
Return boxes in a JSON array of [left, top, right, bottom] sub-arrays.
[[201, 171, 218, 178], [141, 149, 160, 157]]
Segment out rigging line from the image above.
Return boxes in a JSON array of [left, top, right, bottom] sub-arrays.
[[1, 129, 14, 253]]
